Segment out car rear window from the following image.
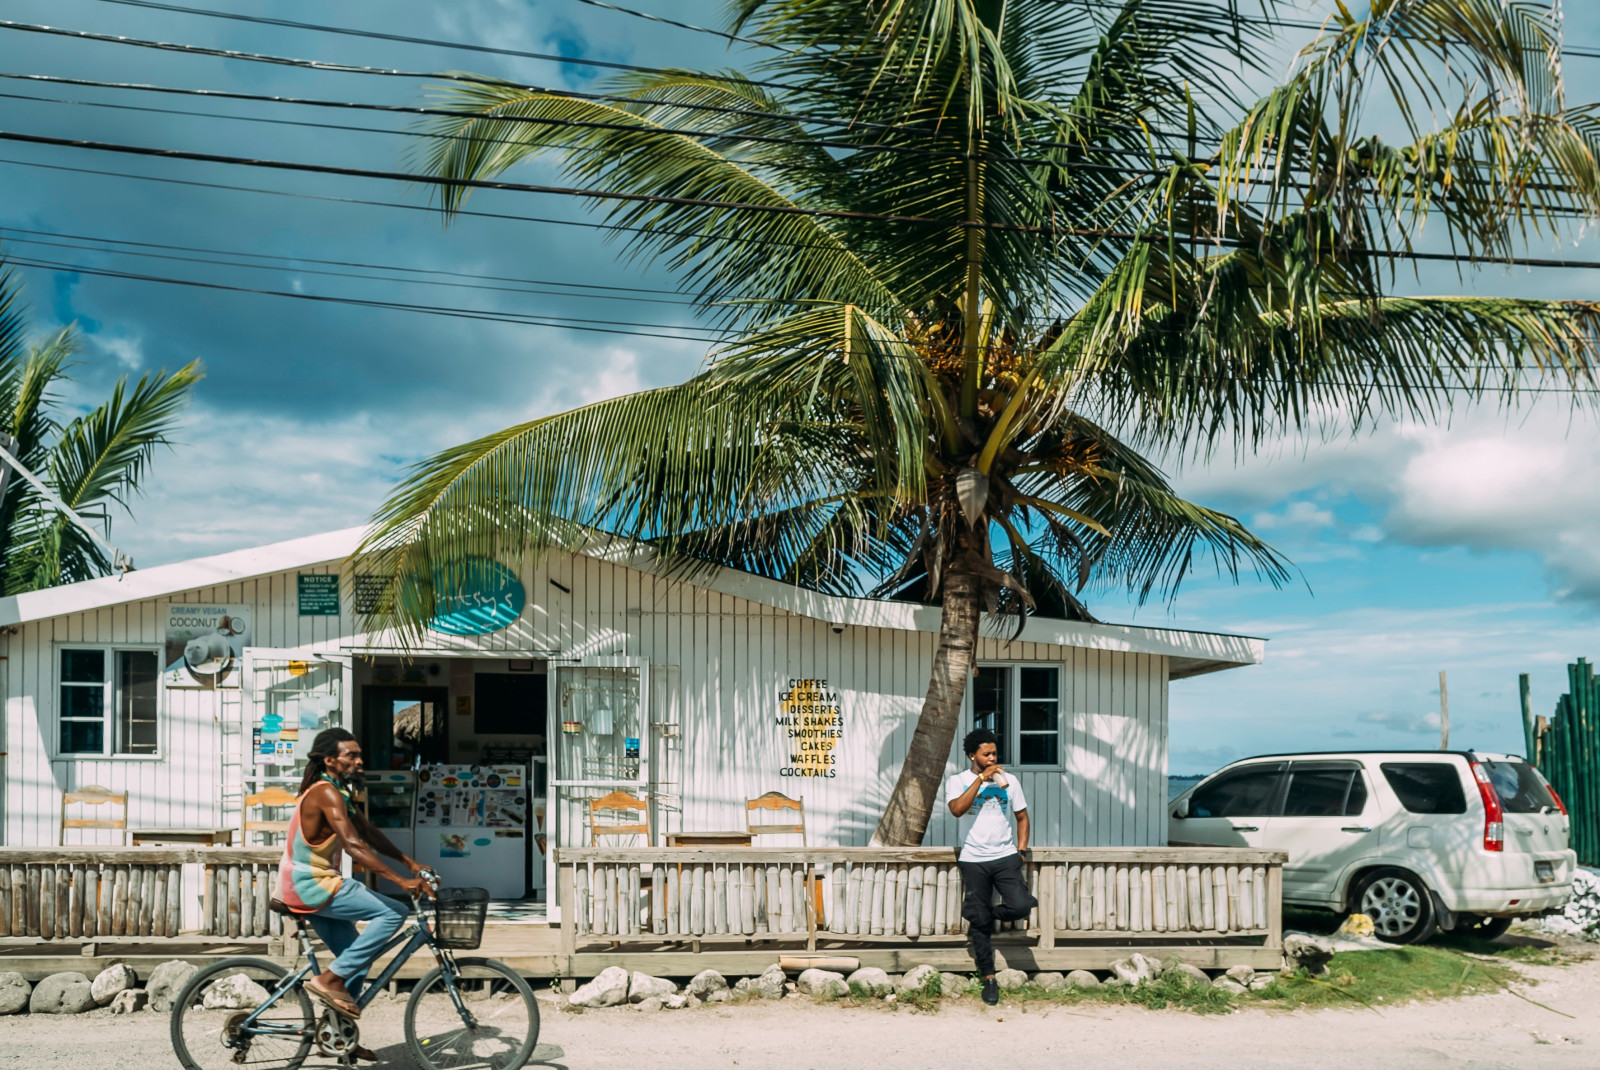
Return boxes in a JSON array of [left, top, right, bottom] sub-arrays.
[[1480, 759, 1558, 814], [1380, 762, 1467, 814]]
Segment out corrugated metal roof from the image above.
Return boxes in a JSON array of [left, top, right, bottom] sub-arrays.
[[0, 526, 1263, 673]]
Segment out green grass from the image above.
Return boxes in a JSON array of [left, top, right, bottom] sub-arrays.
[[1253, 947, 1520, 1010]]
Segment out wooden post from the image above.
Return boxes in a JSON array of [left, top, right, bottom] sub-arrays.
[[227, 864, 242, 938], [1115, 865, 1130, 932], [151, 866, 167, 937], [98, 865, 113, 937], [170, 865, 184, 938], [653, 867, 668, 936], [1140, 866, 1154, 931], [39, 866, 55, 940], [1199, 865, 1215, 931], [1253, 865, 1267, 931], [932, 866, 949, 936], [1037, 862, 1055, 949], [844, 864, 862, 935], [55, 866, 71, 939], [558, 861, 576, 982], [1066, 863, 1080, 930], [689, 864, 705, 936], [1439, 669, 1450, 751], [869, 863, 887, 936], [0, 864, 10, 938], [9, 865, 23, 937], [1225, 865, 1241, 934], [664, 862, 678, 936], [68, 864, 85, 938], [919, 864, 937, 936], [573, 864, 590, 936], [1266, 862, 1284, 949], [1091, 864, 1106, 930], [201, 865, 214, 936], [804, 864, 818, 952], [141, 865, 156, 936], [1186, 865, 1204, 930]]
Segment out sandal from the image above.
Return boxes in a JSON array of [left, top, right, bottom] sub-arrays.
[[305, 974, 361, 1019]]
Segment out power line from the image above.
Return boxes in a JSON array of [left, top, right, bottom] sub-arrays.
[[564, 0, 800, 55], [75, 0, 814, 87], [0, 229, 702, 307], [12, 248, 1597, 398], [0, 127, 1118, 236]]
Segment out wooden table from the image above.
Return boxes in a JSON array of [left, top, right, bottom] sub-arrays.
[[666, 831, 752, 847], [130, 827, 236, 846]]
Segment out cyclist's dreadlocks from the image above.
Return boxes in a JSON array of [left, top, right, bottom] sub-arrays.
[[299, 726, 357, 795]]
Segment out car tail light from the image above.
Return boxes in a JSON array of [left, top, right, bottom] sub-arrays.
[[1471, 761, 1504, 852]]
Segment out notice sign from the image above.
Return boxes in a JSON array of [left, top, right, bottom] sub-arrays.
[[777, 678, 841, 779], [298, 573, 340, 616]]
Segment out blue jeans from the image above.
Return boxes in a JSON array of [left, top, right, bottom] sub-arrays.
[[306, 880, 410, 999]]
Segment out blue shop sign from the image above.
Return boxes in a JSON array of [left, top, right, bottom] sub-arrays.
[[427, 558, 526, 636]]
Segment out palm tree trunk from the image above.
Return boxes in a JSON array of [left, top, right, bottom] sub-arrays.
[[871, 568, 983, 846]]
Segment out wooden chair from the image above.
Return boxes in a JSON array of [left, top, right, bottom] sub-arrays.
[[589, 790, 651, 844], [60, 785, 127, 845], [746, 791, 806, 844], [243, 786, 299, 846]]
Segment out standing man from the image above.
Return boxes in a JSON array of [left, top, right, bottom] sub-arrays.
[[946, 727, 1036, 1006], [276, 727, 427, 1035]]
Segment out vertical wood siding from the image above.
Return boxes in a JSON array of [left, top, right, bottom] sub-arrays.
[[3, 555, 1170, 850]]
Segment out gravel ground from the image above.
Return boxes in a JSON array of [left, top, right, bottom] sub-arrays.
[[1, 954, 1595, 1070]]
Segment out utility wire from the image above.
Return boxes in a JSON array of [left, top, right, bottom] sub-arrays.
[[563, 0, 800, 55], [7, 127, 1600, 270], [0, 127, 1124, 236], [10, 249, 1598, 397]]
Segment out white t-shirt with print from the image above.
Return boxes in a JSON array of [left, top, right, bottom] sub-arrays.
[[945, 769, 1028, 863]]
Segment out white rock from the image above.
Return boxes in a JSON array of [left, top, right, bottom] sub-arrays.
[[755, 964, 786, 1000], [1065, 970, 1100, 989], [109, 989, 148, 1014], [0, 973, 30, 1016], [1212, 978, 1248, 995], [1032, 971, 1066, 991], [1224, 965, 1255, 985], [636, 996, 663, 1013], [705, 989, 731, 1003], [201, 973, 270, 1011], [845, 967, 893, 996], [146, 961, 198, 1013], [628, 972, 676, 1002], [1248, 974, 1276, 991], [1110, 954, 1157, 986], [895, 963, 940, 995], [939, 973, 969, 998], [796, 969, 848, 998], [686, 969, 728, 999], [30, 973, 95, 1015], [1162, 962, 1211, 988], [995, 968, 1029, 990], [91, 964, 138, 1007], [662, 993, 688, 1010], [568, 966, 630, 1008], [1283, 932, 1335, 974]]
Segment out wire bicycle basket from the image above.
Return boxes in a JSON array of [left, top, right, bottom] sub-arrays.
[[432, 887, 490, 950]]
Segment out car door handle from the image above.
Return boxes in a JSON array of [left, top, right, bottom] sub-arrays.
[[1341, 826, 1372, 833], [1231, 825, 1259, 832]]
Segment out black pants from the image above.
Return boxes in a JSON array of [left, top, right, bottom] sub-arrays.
[[958, 853, 1037, 977]]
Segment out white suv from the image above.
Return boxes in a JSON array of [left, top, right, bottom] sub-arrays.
[[1169, 751, 1575, 943]]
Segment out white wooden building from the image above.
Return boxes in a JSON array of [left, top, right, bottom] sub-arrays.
[[0, 527, 1263, 906]]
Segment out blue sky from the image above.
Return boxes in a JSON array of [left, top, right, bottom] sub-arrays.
[[4, 1, 1600, 775]]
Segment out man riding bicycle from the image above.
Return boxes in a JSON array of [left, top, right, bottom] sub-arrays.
[[275, 727, 428, 1043]]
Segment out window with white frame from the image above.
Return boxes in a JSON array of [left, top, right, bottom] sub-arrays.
[[59, 647, 160, 756], [971, 663, 1061, 767]]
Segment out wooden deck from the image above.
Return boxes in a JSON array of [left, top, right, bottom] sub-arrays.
[[0, 844, 1289, 981]]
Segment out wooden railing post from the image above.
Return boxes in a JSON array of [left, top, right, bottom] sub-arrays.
[[557, 856, 576, 988], [1037, 860, 1056, 949], [1266, 861, 1284, 950]]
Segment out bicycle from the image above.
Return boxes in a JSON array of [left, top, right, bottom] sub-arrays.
[[169, 870, 540, 1070]]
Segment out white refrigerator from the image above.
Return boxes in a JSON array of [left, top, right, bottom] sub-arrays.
[[413, 764, 530, 898]]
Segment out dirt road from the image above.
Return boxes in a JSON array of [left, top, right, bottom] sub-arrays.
[[1, 955, 1592, 1070]]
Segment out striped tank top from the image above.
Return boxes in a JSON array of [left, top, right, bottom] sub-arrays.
[[274, 777, 352, 912]]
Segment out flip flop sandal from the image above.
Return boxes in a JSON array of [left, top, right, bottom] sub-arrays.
[[305, 977, 361, 1019]]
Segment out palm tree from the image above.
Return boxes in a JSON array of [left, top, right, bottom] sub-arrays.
[[361, 1, 1600, 845], [0, 258, 202, 592]]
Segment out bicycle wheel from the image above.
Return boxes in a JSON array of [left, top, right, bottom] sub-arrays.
[[170, 957, 315, 1070], [405, 958, 539, 1070]]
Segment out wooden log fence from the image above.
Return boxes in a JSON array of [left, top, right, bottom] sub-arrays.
[[0, 848, 280, 940], [557, 846, 1286, 953]]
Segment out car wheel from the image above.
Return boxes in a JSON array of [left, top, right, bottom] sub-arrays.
[[1355, 867, 1438, 945], [1454, 914, 1513, 940]]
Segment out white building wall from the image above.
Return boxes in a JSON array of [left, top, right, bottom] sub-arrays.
[[2, 551, 1169, 851]]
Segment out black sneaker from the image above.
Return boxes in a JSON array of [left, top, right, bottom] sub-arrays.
[[981, 978, 999, 1006]]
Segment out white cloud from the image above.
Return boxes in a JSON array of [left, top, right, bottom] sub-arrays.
[[94, 333, 144, 370], [1357, 709, 1443, 734], [1250, 500, 1335, 531]]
